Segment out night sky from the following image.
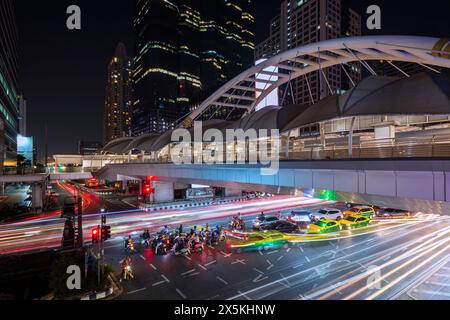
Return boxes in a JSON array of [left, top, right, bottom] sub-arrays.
[[14, 0, 450, 161]]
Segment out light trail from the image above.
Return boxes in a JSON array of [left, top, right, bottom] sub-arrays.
[[0, 196, 329, 255], [228, 216, 448, 301]]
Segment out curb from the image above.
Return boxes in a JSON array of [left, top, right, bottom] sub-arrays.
[[138, 197, 250, 212], [80, 273, 122, 301]]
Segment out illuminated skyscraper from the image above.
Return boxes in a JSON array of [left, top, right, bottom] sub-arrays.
[[104, 43, 133, 143], [256, 0, 361, 106], [0, 0, 20, 170], [132, 0, 255, 135]]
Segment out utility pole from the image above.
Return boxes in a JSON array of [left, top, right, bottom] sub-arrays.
[[100, 214, 106, 283], [77, 191, 83, 248]]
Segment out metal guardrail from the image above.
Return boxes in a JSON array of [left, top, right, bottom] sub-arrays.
[[31, 134, 450, 178], [285, 134, 450, 160]]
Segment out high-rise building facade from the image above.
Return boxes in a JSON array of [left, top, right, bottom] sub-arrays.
[[0, 0, 20, 170], [78, 141, 103, 156], [132, 0, 255, 135], [104, 43, 133, 144], [256, 0, 361, 107]]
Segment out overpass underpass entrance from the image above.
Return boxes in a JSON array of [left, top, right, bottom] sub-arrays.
[[95, 159, 450, 216]]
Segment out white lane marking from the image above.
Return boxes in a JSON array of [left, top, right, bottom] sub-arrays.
[[188, 272, 201, 278], [216, 276, 229, 285], [434, 273, 450, 279], [140, 255, 146, 261], [259, 250, 264, 256], [152, 275, 170, 287], [299, 247, 304, 253], [205, 260, 217, 267], [181, 269, 197, 276], [253, 273, 269, 283], [150, 264, 157, 271], [277, 256, 284, 262], [278, 274, 292, 288], [237, 291, 252, 301], [286, 248, 291, 253], [161, 275, 170, 283], [253, 268, 265, 275], [176, 288, 187, 300], [127, 288, 146, 295], [266, 250, 279, 255], [231, 259, 246, 265], [198, 264, 208, 271], [305, 256, 311, 263], [185, 255, 192, 261], [152, 280, 168, 287], [221, 251, 232, 258]]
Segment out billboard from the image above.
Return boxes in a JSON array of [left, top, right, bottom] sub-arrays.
[[17, 134, 34, 166]]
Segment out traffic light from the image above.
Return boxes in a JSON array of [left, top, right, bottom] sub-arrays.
[[91, 226, 100, 244], [143, 183, 153, 195], [102, 225, 112, 241]]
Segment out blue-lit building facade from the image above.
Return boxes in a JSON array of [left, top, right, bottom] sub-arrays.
[[0, 0, 20, 170], [132, 0, 255, 135]]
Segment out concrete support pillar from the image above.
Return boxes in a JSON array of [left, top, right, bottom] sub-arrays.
[[153, 181, 175, 203], [0, 183, 5, 196], [121, 179, 129, 194], [349, 117, 356, 158], [32, 182, 45, 213], [139, 180, 143, 196]]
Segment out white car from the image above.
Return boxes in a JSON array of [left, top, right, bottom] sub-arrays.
[[252, 216, 280, 230], [288, 211, 312, 224], [310, 209, 343, 221]]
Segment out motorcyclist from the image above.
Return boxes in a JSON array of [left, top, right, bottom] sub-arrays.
[[120, 257, 133, 282], [125, 236, 133, 249], [155, 235, 166, 255], [259, 212, 266, 221]]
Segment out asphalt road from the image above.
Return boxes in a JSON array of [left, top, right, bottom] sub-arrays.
[[105, 213, 450, 301], [0, 194, 328, 254]]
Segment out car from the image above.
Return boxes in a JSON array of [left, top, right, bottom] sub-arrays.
[[376, 208, 412, 218], [344, 206, 376, 218], [252, 215, 280, 230], [288, 211, 312, 224], [310, 208, 343, 221], [228, 231, 297, 252], [307, 219, 341, 234], [345, 202, 374, 209], [260, 221, 299, 233], [340, 216, 371, 230]]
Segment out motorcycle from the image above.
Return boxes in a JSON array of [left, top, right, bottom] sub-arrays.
[[229, 218, 245, 231], [155, 241, 168, 255], [172, 238, 191, 256], [120, 265, 134, 282], [126, 242, 136, 254], [191, 240, 205, 253]]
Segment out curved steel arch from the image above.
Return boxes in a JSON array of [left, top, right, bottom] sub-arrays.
[[184, 36, 450, 127]]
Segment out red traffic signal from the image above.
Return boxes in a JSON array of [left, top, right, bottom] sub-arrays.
[[143, 183, 154, 195], [91, 226, 100, 244]]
